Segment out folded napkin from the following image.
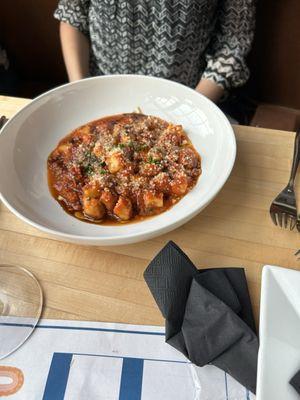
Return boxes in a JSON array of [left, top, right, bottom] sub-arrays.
[[290, 369, 300, 395], [144, 241, 258, 394]]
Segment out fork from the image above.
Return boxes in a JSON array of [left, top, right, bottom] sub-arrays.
[[0, 115, 8, 129], [270, 129, 300, 230]]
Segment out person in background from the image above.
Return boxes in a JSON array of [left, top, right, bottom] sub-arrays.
[[54, 1, 255, 104]]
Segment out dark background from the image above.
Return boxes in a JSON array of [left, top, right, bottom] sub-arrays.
[[1, 0, 300, 128]]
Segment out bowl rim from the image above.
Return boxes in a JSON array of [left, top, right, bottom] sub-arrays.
[[0, 74, 236, 244]]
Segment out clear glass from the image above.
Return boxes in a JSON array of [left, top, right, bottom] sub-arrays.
[[0, 264, 43, 359]]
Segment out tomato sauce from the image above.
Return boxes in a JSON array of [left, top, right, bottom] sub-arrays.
[[47, 113, 201, 225]]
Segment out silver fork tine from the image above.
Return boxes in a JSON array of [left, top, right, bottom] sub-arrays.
[[283, 213, 288, 229], [0, 116, 8, 129], [290, 218, 297, 231], [277, 212, 283, 227], [270, 130, 300, 231], [270, 212, 277, 226]]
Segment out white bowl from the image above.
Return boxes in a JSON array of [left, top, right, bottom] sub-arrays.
[[0, 75, 236, 245], [257, 265, 300, 400]]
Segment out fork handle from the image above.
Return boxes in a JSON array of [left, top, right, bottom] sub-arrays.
[[289, 129, 300, 186], [0, 116, 8, 130]]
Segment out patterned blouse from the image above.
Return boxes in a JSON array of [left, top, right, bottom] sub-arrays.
[[54, 0, 255, 90]]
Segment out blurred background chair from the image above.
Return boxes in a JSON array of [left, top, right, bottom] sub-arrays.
[[247, 0, 300, 131], [0, 0, 299, 131]]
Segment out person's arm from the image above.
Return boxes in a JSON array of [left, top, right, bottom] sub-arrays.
[[195, 79, 224, 103], [60, 22, 90, 82], [54, 0, 90, 81], [196, 0, 256, 102]]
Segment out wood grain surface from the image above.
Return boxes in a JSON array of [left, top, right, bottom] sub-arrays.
[[1, 95, 299, 328]]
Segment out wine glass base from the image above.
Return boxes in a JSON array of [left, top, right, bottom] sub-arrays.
[[0, 294, 10, 316], [0, 264, 43, 360]]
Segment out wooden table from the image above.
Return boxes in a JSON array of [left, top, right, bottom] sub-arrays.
[[0, 95, 299, 327]]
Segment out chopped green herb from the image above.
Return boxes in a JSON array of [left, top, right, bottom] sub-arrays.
[[100, 169, 107, 174], [98, 160, 106, 167], [148, 156, 161, 165], [82, 151, 97, 163], [91, 154, 98, 163], [113, 143, 127, 150], [82, 164, 94, 175], [134, 143, 148, 151]]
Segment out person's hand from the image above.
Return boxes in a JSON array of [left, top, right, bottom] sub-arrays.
[[195, 79, 224, 103]]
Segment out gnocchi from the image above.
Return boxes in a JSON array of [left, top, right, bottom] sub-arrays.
[[48, 113, 201, 224]]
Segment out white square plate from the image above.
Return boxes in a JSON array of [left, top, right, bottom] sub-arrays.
[[257, 265, 300, 399]]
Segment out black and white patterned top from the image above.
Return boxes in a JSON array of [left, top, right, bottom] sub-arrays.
[[54, 0, 255, 90]]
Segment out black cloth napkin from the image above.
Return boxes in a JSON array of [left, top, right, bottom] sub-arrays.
[[290, 369, 300, 395], [144, 241, 258, 394]]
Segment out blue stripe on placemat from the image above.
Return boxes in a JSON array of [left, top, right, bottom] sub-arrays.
[[70, 352, 188, 364], [42, 353, 187, 399], [119, 358, 144, 400], [0, 322, 164, 336], [42, 353, 72, 400]]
